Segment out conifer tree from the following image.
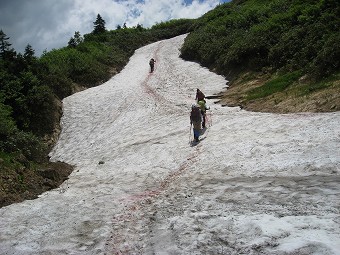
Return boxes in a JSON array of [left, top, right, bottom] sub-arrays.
[[93, 14, 106, 34], [24, 44, 35, 59], [0, 30, 15, 59]]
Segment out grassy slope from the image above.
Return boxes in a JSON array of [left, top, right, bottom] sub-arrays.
[[219, 71, 340, 113]]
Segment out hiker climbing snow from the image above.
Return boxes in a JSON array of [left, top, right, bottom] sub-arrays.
[[149, 58, 156, 73], [195, 88, 205, 102], [190, 104, 202, 143], [198, 99, 209, 128]]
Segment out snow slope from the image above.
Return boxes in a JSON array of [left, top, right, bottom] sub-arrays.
[[0, 35, 339, 255]]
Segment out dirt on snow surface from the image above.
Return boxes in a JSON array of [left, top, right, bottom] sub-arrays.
[[0, 35, 339, 255]]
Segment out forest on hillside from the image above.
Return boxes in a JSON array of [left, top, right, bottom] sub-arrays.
[[1, 0, 339, 206], [180, 0, 339, 112], [182, 0, 339, 79]]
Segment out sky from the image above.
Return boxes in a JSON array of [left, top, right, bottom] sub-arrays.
[[0, 0, 230, 56], [0, 34, 339, 254]]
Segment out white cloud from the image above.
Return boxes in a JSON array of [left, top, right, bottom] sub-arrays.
[[0, 0, 226, 56]]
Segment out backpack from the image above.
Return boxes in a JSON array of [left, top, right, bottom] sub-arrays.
[[191, 107, 201, 122], [196, 91, 205, 101]]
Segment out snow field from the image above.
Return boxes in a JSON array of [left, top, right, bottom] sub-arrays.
[[0, 34, 339, 255]]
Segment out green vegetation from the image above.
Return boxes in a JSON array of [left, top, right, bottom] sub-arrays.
[[182, 0, 340, 79], [247, 71, 302, 100], [180, 0, 339, 109]]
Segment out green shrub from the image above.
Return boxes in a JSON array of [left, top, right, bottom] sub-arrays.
[[6, 130, 46, 161], [310, 33, 340, 78], [0, 100, 46, 161], [0, 100, 16, 139], [181, 0, 339, 81], [27, 85, 57, 135]]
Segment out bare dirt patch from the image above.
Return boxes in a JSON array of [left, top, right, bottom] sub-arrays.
[[0, 160, 73, 208]]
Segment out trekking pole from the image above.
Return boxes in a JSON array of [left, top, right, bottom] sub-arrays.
[[189, 123, 192, 144], [208, 109, 212, 127]]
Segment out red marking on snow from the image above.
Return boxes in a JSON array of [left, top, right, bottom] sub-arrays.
[[107, 148, 201, 254], [141, 42, 167, 103], [106, 41, 203, 254]]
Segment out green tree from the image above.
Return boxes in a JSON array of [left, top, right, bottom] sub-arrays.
[[68, 37, 77, 48], [23, 44, 35, 59], [136, 24, 144, 31], [0, 30, 11, 57], [23, 44, 36, 67], [0, 30, 16, 60], [74, 31, 83, 45], [93, 14, 106, 34], [68, 31, 83, 48], [0, 99, 16, 140]]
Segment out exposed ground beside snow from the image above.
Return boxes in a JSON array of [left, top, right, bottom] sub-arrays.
[[0, 35, 339, 255]]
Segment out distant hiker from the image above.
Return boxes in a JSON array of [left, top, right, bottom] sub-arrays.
[[198, 100, 209, 128], [190, 104, 202, 142], [195, 89, 205, 102], [149, 58, 156, 73]]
